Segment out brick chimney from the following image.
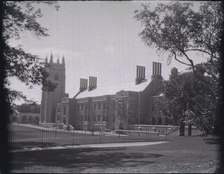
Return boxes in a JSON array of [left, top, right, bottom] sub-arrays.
[[135, 65, 146, 85], [88, 76, 97, 91], [80, 78, 88, 92]]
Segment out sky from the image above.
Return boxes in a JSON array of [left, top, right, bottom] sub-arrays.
[[9, 1, 205, 105]]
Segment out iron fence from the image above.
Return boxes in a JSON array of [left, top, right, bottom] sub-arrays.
[[8, 124, 167, 148]]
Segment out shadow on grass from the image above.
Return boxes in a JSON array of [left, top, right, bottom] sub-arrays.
[[10, 142, 80, 150], [10, 147, 162, 170], [203, 137, 220, 145]]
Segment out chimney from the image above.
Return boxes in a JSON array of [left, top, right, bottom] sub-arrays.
[[135, 65, 146, 85], [88, 76, 97, 91], [79, 78, 88, 92], [152, 62, 162, 80], [50, 53, 53, 63]]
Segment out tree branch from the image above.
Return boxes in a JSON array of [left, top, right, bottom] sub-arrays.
[[185, 48, 219, 60], [171, 51, 192, 66]]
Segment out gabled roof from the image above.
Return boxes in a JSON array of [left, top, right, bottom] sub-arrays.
[[75, 79, 151, 99]]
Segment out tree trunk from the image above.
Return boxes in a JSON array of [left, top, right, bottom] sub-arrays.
[[188, 125, 192, 136], [179, 122, 185, 136]]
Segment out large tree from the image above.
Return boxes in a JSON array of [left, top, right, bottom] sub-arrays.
[[163, 67, 217, 135], [1, 2, 59, 173], [3, 1, 59, 107], [134, 1, 222, 134], [134, 2, 222, 78]]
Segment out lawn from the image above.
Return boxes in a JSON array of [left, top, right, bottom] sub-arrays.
[[9, 124, 166, 149], [10, 135, 220, 173]]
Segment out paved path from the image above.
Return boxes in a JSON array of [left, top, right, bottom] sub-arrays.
[[11, 141, 168, 153]]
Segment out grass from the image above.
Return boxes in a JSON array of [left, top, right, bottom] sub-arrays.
[[9, 124, 167, 149], [9, 135, 219, 173]]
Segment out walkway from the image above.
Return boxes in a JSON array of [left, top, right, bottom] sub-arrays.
[[11, 141, 168, 153]]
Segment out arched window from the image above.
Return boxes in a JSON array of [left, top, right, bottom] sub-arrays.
[[28, 116, 33, 124], [34, 117, 39, 125], [55, 73, 59, 81], [22, 116, 27, 124]]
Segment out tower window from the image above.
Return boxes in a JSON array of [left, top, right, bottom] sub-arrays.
[[55, 73, 59, 81]]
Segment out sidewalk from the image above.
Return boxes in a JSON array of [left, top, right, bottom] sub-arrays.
[[11, 141, 168, 153]]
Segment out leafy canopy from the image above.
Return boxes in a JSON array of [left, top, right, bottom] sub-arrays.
[[3, 1, 59, 105], [134, 2, 222, 80]]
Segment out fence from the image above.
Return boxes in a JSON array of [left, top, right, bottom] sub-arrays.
[[8, 124, 167, 148]]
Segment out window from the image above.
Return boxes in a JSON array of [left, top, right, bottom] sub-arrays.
[[94, 103, 96, 110], [103, 115, 106, 121], [55, 73, 59, 81], [79, 104, 81, 111], [81, 104, 83, 111], [85, 104, 88, 111], [57, 107, 60, 112], [103, 103, 106, 110], [98, 103, 101, 110], [85, 115, 87, 121], [93, 115, 96, 121], [98, 115, 101, 121], [63, 106, 66, 115]]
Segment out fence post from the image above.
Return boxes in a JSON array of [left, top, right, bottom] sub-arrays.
[[73, 130, 75, 145], [41, 130, 43, 143], [54, 128, 57, 142]]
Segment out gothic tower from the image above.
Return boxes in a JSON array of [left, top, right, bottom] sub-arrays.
[[40, 54, 66, 123]]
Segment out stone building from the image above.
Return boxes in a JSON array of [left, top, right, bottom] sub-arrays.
[[12, 103, 41, 124], [40, 54, 66, 123], [54, 62, 166, 131]]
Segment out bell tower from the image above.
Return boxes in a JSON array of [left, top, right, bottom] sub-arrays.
[[41, 54, 66, 123]]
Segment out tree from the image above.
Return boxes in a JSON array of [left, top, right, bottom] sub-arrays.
[[134, 2, 222, 79], [1, 2, 59, 173], [163, 67, 217, 135], [3, 1, 59, 107], [134, 1, 222, 134]]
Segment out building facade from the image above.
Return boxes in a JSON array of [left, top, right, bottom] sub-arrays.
[[40, 54, 66, 123], [52, 62, 168, 131]]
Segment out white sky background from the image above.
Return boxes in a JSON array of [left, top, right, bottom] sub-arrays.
[[9, 1, 205, 105]]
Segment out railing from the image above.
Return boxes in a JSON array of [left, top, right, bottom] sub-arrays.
[[164, 126, 179, 136], [8, 124, 167, 149]]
